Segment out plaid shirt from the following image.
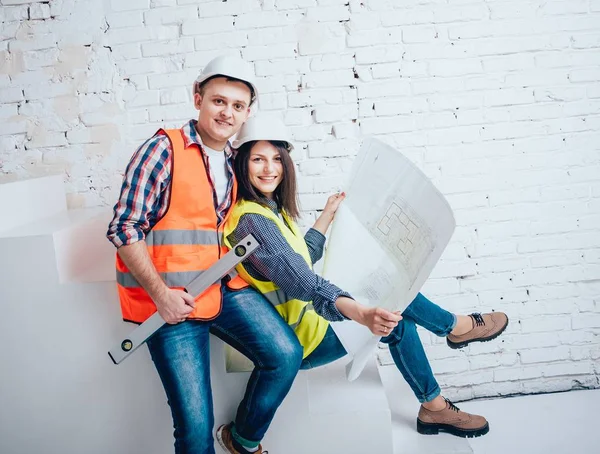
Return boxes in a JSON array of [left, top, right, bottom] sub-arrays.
[[107, 120, 235, 248], [226, 200, 351, 322]]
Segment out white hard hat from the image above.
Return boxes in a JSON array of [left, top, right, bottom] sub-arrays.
[[232, 115, 295, 151], [194, 55, 258, 103]]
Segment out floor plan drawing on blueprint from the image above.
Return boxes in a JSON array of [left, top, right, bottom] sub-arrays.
[[373, 200, 433, 282], [322, 138, 455, 380]]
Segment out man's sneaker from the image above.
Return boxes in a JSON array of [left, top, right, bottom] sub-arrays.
[[447, 312, 509, 349], [216, 423, 267, 454], [417, 398, 489, 438]]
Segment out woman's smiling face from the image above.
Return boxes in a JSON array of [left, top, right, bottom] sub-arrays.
[[247, 141, 284, 200]]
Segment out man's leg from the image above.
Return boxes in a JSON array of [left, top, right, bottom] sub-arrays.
[[210, 286, 303, 450], [146, 321, 215, 454]]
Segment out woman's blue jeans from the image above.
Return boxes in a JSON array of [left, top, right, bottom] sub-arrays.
[[146, 285, 303, 454], [301, 292, 456, 403]]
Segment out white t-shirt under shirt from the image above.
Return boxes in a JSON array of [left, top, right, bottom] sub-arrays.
[[203, 145, 228, 206]]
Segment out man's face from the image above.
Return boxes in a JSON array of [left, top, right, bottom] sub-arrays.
[[194, 77, 252, 148]]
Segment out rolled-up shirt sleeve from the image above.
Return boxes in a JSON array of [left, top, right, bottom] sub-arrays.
[[304, 228, 326, 264], [106, 133, 172, 248], [230, 213, 351, 322]]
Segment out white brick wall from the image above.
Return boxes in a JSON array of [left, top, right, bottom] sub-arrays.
[[1, 0, 599, 400]]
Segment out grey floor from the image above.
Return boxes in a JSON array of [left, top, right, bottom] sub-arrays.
[[466, 389, 599, 454], [378, 365, 599, 454]]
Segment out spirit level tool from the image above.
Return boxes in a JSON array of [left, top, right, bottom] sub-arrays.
[[108, 234, 259, 365]]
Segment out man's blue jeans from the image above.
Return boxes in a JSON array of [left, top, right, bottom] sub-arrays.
[[146, 285, 303, 454], [301, 293, 457, 403]]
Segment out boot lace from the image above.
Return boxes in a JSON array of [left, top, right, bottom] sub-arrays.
[[444, 397, 461, 413], [471, 313, 485, 327]]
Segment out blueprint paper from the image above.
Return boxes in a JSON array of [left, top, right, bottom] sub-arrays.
[[322, 138, 456, 380]]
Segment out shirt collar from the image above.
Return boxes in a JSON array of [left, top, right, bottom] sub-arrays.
[[264, 199, 279, 214], [182, 120, 233, 157]]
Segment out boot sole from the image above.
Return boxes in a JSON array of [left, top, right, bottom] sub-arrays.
[[446, 317, 509, 350], [215, 424, 231, 453], [417, 419, 490, 438]]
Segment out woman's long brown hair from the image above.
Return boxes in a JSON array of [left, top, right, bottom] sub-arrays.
[[234, 140, 300, 220]]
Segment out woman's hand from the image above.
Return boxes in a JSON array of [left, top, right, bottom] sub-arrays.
[[357, 306, 402, 337], [335, 296, 402, 337], [312, 191, 346, 235], [322, 191, 346, 218]]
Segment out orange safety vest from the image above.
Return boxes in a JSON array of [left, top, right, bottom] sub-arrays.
[[116, 128, 248, 324]]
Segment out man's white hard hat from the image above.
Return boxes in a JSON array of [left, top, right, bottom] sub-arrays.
[[194, 54, 258, 103], [232, 115, 295, 151]]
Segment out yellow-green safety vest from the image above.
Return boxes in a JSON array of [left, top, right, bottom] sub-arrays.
[[224, 200, 329, 358]]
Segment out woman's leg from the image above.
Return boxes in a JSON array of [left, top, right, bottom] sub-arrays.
[[380, 317, 442, 403], [302, 319, 442, 402], [300, 325, 347, 370], [304, 320, 489, 437], [401, 292, 457, 337], [381, 317, 490, 437], [404, 293, 509, 349]]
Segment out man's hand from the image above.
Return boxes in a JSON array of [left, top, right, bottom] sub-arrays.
[[152, 288, 196, 324], [117, 242, 196, 324], [358, 306, 402, 336]]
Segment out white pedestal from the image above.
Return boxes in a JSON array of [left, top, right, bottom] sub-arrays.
[[0, 176, 394, 454], [211, 342, 393, 454], [0, 175, 66, 234], [378, 365, 473, 454]]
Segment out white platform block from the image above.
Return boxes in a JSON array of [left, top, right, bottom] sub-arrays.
[[0, 175, 66, 234], [0, 177, 394, 454], [378, 364, 473, 454], [211, 343, 393, 454], [0, 232, 173, 454], [0, 207, 115, 284]]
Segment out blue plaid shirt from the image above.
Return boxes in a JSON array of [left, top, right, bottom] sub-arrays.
[[226, 200, 351, 322]]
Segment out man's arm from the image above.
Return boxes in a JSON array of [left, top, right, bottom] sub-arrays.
[[107, 134, 171, 248], [109, 133, 195, 324], [117, 242, 195, 324]]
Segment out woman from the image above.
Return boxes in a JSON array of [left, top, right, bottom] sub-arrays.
[[218, 116, 509, 453]]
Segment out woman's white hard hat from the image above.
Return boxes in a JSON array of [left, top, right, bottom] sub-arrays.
[[194, 55, 258, 103], [232, 115, 295, 151]]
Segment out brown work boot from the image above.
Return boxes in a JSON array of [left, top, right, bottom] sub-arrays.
[[447, 312, 509, 349], [417, 398, 489, 438], [216, 423, 267, 454]]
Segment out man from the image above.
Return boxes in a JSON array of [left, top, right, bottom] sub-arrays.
[[107, 55, 302, 454]]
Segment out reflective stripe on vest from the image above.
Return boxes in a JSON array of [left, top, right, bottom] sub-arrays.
[[116, 268, 242, 289], [262, 288, 287, 307], [145, 229, 222, 247], [223, 200, 329, 358], [116, 270, 204, 288], [115, 127, 248, 324]]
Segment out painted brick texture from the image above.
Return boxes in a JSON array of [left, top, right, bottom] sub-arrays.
[[1, 0, 599, 399]]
